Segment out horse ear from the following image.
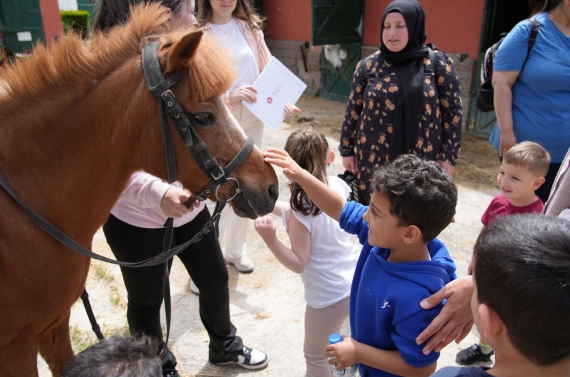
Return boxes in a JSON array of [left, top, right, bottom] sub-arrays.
[[164, 28, 203, 74]]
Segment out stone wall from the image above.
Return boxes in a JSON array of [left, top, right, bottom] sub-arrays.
[[266, 39, 323, 96]]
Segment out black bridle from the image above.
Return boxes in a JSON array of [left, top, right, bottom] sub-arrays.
[[0, 40, 256, 347]]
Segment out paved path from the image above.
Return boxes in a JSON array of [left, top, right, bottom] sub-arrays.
[[39, 122, 498, 376]]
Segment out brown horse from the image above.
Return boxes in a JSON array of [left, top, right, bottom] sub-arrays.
[[0, 4, 278, 377]]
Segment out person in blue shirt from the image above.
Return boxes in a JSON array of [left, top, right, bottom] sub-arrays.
[[491, 0, 570, 203], [263, 150, 458, 377], [431, 214, 570, 377]]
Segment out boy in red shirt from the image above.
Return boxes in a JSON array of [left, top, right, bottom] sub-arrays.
[[456, 141, 550, 365]]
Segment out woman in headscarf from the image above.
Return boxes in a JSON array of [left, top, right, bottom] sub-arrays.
[[339, 0, 462, 204]]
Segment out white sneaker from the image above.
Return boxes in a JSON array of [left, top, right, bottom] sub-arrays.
[[225, 254, 254, 273], [189, 279, 199, 295]]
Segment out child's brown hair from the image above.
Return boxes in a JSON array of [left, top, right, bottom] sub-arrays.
[[284, 122, 329, 216], [503, 141, 550, 177]]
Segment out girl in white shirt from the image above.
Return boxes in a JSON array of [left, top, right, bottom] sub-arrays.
[[197, 0, 300, 273], [255, 124, 359, 377]]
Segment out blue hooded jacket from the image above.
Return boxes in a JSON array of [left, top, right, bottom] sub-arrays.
[[340, 201, 457, 377]]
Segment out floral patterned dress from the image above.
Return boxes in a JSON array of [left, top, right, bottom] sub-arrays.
[[339, 50, 462, 203]]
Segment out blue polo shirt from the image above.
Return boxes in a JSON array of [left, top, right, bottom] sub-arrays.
[[489, 12, 570, 162]]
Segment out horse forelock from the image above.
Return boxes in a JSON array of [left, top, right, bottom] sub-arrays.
[[165, 32, 236, 103], [0, 3, 167, 118]]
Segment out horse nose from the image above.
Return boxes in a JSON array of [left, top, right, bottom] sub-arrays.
[[267, 183, 279, 203]]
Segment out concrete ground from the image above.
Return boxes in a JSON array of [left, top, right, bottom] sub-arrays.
[[39, 106, 498, 377]]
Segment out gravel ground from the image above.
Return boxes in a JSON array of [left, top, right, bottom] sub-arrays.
[[38, 97, 499, 376]]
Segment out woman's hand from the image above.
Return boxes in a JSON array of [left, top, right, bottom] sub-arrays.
[[284, 103, 301, 119], [325, 336, 358, 371], [263, 148, 305, 183], [254, 215, 277, 240], [437, 160, 455, 176], [342, 155, 358, 175], [415, 276, 475, 355], [229, 85, 258, 104], [492, 70, 519, 157], [160, 187, 200, 218], [498, 130, 517, 157]]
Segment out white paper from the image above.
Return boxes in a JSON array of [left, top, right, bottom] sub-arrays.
[[243, 57, 307, 131]]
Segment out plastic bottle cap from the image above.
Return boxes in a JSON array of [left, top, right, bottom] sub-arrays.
[[329, 333, 342, 344]]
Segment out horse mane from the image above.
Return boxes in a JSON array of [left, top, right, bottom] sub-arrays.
[[0, 3, 235, 118]]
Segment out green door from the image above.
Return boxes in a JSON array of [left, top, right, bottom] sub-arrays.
[[312, 0, 364, 102], [320, 42, 360, 102], [0, 0, 45, 53], [468, 0, 533, 138], [77, 1, 95, 25]]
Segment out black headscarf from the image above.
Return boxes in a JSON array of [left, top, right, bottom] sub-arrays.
[[380, 0, 430, 161]]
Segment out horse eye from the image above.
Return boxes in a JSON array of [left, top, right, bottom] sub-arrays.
[[192, 113, 214, 126]]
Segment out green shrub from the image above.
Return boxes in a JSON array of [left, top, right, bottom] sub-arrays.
[[61, 10, 90, 38]]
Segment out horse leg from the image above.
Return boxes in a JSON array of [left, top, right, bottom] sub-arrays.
[[38, 311, 75, 377], [0, 337, 40, 377]]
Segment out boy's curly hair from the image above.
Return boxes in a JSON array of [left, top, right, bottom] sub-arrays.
[[371, 154, 457, 242]]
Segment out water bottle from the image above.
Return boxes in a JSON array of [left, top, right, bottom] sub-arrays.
[[328, 333, 357, 377]]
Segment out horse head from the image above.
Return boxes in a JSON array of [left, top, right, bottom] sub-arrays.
[[137, 19, 279, 219], [324, 44, 346, 72]]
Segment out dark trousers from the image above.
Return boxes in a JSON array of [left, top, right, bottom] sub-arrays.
[[103, 207, 243, 367]]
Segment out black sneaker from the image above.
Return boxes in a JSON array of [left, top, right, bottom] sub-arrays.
[[163, 369, 180, 377], [209, 346, 269, 370], [456, 343, 494, 365]]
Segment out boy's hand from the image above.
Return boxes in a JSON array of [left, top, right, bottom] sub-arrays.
[[263, 149, 305, 183], [416, 276, 474, 354], [254, 215, 277, 240], [325, 336, 357, 371]]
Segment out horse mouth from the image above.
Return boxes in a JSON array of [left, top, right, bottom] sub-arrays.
[[231, 192, 258, 219], [229, 184, 276, 219]]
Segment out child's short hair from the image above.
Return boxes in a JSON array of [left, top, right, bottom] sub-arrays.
[[370, 154, 457, 242], [60, 335, 162, 377], [284, 122, 329, 216], [503, 141, 551, 177], [474, 214, 570, 366]]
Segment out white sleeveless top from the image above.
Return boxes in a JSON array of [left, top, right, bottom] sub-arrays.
[[282, 176, 359, 309], [210, 18, 258, 92]]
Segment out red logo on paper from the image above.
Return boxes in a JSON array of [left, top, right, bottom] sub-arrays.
[[267, 97, 273, 104]]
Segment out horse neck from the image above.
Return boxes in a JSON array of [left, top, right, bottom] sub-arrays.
[[0, 58, 168, 243]]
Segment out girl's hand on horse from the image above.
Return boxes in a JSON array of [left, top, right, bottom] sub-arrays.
[[254, 215, 277, 240], [284, 103, 300, 119], [160, 187, 198, 218], [263, 148, 305, 183], [229, 85, 257, 104]]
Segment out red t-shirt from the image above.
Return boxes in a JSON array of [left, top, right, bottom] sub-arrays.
[[481, 194, 544, 226]]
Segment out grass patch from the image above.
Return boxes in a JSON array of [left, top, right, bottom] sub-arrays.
[[70, 324, 131, 353]]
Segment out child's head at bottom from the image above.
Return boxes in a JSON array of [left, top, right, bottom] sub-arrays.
[[369, 154, 457, 243], [472, 213, 570, 367], [284, 122, 334, 216]]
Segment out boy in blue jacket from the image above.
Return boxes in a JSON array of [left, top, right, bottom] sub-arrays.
[[263, 151, 457, 377]]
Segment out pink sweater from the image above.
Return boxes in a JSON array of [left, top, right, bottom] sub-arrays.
[[110, 171, 205, 229]]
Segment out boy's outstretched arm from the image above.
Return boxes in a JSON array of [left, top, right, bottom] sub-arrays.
[[326, 336, 436, 377], [264, 148, 347, 222]]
